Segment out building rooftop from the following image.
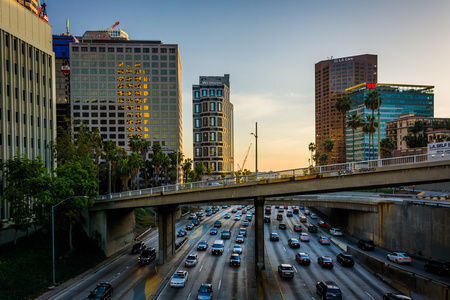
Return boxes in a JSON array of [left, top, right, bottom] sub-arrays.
[[346, 82, 434, 93]]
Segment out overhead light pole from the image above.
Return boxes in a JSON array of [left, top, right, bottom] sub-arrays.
[[251, 122, 258, 174], [52, 195, 88, 285]]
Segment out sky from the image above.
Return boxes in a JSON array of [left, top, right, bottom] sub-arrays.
[[46, 0, 450, 172]]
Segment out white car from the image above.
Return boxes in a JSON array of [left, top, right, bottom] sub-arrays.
[[242, 220, 249, 227], [330, 228, 343, 236], [299, 233, 310, 242], [310, 213, 317, 219], [234, 215, 241, 221], [170, 270, 188, 287], [387, 252, 412, 264], [233, 244, 243, 254], [185, 254, 198, 267]]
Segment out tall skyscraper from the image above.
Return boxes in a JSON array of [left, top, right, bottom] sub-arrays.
[[192, 74, 234, 178], [346, 83, 434, 160], [69, 31, 182, 156], [315, 54, 377, 164], [0, 0, 55, 219]]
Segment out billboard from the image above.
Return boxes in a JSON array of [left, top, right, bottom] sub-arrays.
[[427, 142, 450, 160]]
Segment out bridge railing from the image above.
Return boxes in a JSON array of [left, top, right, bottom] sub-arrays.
[[98, 153, 447, 201]]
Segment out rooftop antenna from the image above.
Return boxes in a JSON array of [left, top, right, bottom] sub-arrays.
[[66, 19, 69, 35]]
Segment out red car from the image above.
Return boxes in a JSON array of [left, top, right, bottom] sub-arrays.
[[284, 205, 288, 209], [293, 225, 302, 232], [318, 221, 328, 227]]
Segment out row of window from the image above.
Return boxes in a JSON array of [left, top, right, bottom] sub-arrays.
[[72, 46, 176, 54], [194, 117, 224, 128], [70, 53, 177, 61], [72, 104, 178, 112], [71, 60, 177, 69], [72, 98, 177, 104], [194, 147, 224, 157], [0, 110, 51, 129], [72, 134, 177, 148], [72, 83, 177, 90], [194, 132, 224, 142], [194, 90, 224, 98], [0, 135, 46, 149], [194, 102, 223, 113], [71, 75, 177, 83]]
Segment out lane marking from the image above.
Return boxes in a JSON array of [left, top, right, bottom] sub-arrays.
[[365, 291, 375, 300], [187, 292, 191, 300], [293, 266, 298, 273], [283, 246, 287, 252], [264, 235, 286, 300], [218, 279, 222, 291], [199, 264, 203, 272]]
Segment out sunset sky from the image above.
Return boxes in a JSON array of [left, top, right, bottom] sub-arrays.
[[47, 0, 450, 172]]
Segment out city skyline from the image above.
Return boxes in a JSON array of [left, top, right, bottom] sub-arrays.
[[46, 0, 450, 172]]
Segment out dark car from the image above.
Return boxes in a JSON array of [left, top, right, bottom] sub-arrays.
[[288, 238, 300, 248], [138, 247, 156, 264], [316, 281, 342, 299], [383, 293, 412, 300], [197, 240, 208, 251], [336, 253, 355, 267], [131, 241, 146, 254], [214, 220, 222, 228], [318, 220, 328, 227], [229, 253, 241, 266], [357, 239, 375, 251], [318, 256, 334, 269], [276, 214, 283, 220], [192, 219, 199, 226], [293, 225, 302, 232], [186, 223, 194, 230], [270, 232, 279, 241], [264, 216, 271, 223], [293, 208, 299, 214], [308, 224, 318, 233], [88, 282, 113, 300], [279, 223, 287, 230], [197, 283, 213, 300], [278, 264, 294, 278], [221, 230, 231, 239], [210, 228, 218, 235], [424, 260, 450, 276], [295, 252, 311, 265]]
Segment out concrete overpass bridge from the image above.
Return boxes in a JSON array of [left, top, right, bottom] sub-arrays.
[[85, 155, 450, 268]]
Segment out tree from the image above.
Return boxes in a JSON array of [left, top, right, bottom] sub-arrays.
[[346, 113, 363, 161], [380, 137, 396, 158], [151, 144, 163, 186], [169, 151, 184, 184], [308, 142, 316, 167], [182, 158, 193, 183], [194, 163, 206, 181], [128, 152, 144, 190], [117, 157, 132, 192], [161, 154, 171, 185], [364, 90, 382, 159], [403, 120, 428, 148], [318, 153, 328, 165], [335, 96, 352, 147], [363, 116, 377, 160], [323, 140, 334, 153], [103, 140, 117, 194]]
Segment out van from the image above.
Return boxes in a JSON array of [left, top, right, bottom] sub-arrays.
[[239, 227, 247, 237], [211, 240, 225, 255]]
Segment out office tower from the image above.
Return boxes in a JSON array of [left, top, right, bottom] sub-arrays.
[[315, 54, 377, 164], [69, 31, 182, 157], [346, 83, 434, 160], [0, 0, 56, 219], [192, 75, 234, 177]]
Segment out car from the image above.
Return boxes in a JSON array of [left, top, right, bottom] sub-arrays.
[[236, 235, 245, 243], [264, 216, 271, 223], [316, 281, 342, 299], [382, 293, 412, 300], [245, 214, 252, 221], [300, 233, 310, 242], [300, 216, 307, 223], [293, 208, 299, 214], [234, 215, 241, 221], [88, 282, 113, 300], [279, 223, 287, 230], [242, 209, 247, 214], [229, 253, 241, 266], [239, 228, 247, 237], [221, 230, 231, 239], [192, 219, 199, 226], [318, 256, 334, 268], [318, 236, 331, 245], [197, 215, 204, 221], [288, 238, 300, 248], [231, 208, 237, 213], [138, 248, 156, 264], [304, 210, 310, 215], [206, 211, 212, 216], [357, 239, 375, 251], [300, 206, 304, 210], [286, 211, 293, 217], [424, 260, 450, 276], [276, 214, 283, 220], [210, 227, 218, 235], [311, 213, 317, 219], [211, 240, 225, 255], [330, 228, 343, 236], [308, 224, 318, 233], [185, 254, 198, 267], [284, 205, 288, 209], [214, 220, 222, 228], [224, 213, 231, 219], [275, 205, 279, 209], [318, 221, 328, 227], [242, 220, 250, 227], [336, 253, 355, 267], [387, 252, 412, 264], [278, 264, 294, 278], [131, 241, 146, 254], [197, 283, 213, 300], [278, 207, 284, 212], [237, 206, 242, 210], [270, 232, 279, 241], [177, 229, 187, 237], [295, 252, 311, 265], [189, 213, 197, 220], [222, 205, 227, 209], [233, 244, 243, 254], [197, 240, 208, 251], [293, 225, 302, 232], [170, 270, 188, 288], [186, 223, 194, 230]]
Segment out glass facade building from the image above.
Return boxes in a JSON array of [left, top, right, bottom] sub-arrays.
[[345, 83, 434, 161], [192, 75, 234, 177]]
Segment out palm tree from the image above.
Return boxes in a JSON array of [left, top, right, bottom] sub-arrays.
[[182, 158, 193, 183], [169, 151, 184, 183], [128, 134, 141, 153], [346, 113, 363, 161], [323, 140, 334, 163], [161, 154, 171, 185], [103, 139, 116, 194], [128, 152, 144, 190], [151, 144, 163, 186], [363, 116, 377, 160], [308, 142, 316, 167], [194, 163, 206, 181], [380, 137, 396, 158], [364, 90, 382, 158], [335, 96, 352, 147], [117, 158, 131, 192]]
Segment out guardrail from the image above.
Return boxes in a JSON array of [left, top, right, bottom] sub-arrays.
[[98, 154, 449, 201]]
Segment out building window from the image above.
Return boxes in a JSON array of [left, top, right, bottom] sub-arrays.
[[195, 91, 200, 98], [218, 90, 223, 96], [195, 104, 201, 113], [210, 90, 215, 96], [195, 148, 202, 157], [195, 133, 201, 142], [195, 119, 201, 128], [202, 90, 207, 97], [210, 132, 216, 141], [210, 117, 216, 126]]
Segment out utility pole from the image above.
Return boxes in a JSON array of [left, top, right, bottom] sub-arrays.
[[251, 122, 258, 174]]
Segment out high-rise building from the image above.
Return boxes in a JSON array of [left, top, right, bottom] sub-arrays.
[[14, 0, 38, 14], [69, 31, 182, 157], [345, 83, 434, 161], [0, 0, 55, 219], [192, 75, 234, 177], [315, 54, 377, 164]]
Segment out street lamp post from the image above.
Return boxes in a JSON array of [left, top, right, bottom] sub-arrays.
[[251, 122, 258, 174], [52, 195, 88, 286]]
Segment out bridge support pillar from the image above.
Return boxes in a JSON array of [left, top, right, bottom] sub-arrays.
[[156, 204, 178, 264], [254, 197, 265, 270]]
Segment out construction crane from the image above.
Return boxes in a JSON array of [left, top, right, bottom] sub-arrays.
[[237, 143, 252, 173], [100, 22, 120, 40]]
